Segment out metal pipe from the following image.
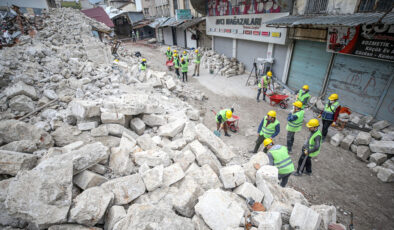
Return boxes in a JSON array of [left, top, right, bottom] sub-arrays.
[[320, 52, 335, 97]]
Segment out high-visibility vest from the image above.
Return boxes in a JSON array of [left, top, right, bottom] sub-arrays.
[[215, 109, 230, 123], [181, 61, 188, 73], [174, 57, 180, 68], [269, 145, 295, 175], [286, 110, 304, 132], [259, 116, 279, 138], [297, 89, 310, 109], [258, 75, 270, 88], [183, 54, 189, 63], [322, 101, 339, 121], [309, 130, 322, 157], [140, 62, 146, 71], [194, 53, 201, 63], [166, 51, 173, 59]]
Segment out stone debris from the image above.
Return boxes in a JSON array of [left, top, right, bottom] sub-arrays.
[[290, 203, 321, 230], [202, 50, 245, 77], [0, 8, 346, 230], [311, 205, 336, 230]]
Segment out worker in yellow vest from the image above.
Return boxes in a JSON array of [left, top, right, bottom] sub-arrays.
[[165, 47, 173, 61], [192, 49, 202, 77], [263, 138, 294, 187], [173, 53, 180, 79], [286, 101, 304, 154], [320, 93, 341, 141], [139, 58, 147, 71], [294, 119, 322, 176], [251, 110, 280, 153], [181, 57, 188, 82], [257, 71, 272, 102], [296, 85, 311, 109], [216, 108, 233, 137]]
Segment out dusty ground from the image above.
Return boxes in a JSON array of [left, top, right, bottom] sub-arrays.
[[124, 41, 394, 230]]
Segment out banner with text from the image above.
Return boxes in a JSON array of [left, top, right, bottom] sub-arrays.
[[327, 25, 394, 62], [206, 13, 288, 45]]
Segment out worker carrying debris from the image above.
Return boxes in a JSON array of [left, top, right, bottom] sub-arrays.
[[319, 93, 341, 141], [192, 49, 201, 77], [216, 108, 234, 137], [296, 85, 311, 109], [251, 110, 280, 153], [286, 101, 305, 154], [263, 138, 294, 187], [257, 71, 273, 102], [294, 119, 322, 176], [181, 57, 188, 82], [165, 47, 173, 61], [139, 58, 147, 71], [173, 53, 180, 79]]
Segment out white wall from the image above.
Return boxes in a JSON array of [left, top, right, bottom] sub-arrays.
[[293, 0, 358, 15], [0, 0, 49, 9], [186, 30, 197, 49], [135, 0, 142, 12]]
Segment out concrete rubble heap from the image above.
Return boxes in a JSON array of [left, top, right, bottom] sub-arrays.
[[0, 8, 341, 230], [202, 50, 245, 77]]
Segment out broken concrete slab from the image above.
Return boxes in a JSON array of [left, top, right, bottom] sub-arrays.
[[330, 133, 344, 147], [234, 182, 264, 203], [69, 99, 101, 120], [189, 140, 221, 175], [4, 81, 38, 100], [192, 215, 210, 230], [136, 134, 157, 151], [73, 170, 108, 190], [382, 159, 394, 170], [142, 114, 166, 127], [369, 141, 394, 154], [130, 117, 145, 135], [369, 153, 387, 165], [0, 178, 26, 228], [141, 165, 164, 192], [101, 112, 126, 126], [174, 149, 195, 171], [77, 121, 98, 131], [195, 123, 236, 164], [101, 174, 146, 205], [158, 119, 186, 138], [251, 212, 282, 230], [163, 163, 185, 187], [134, 150, 171, 167], [0, 150, 39, 176], [355, 132, 372, 145], [377, 167, 394, 182], [195, 189, 245, 230], [219, 165, 246, 189], [311, 205, 336, 230], [68, 186, 114, 226], [173, 177, 204, 217], [256, 165, 279, 184], [372, 120, 390, 130], [104, 205, 126, 230], [9, 95, 34, 113], [5, 159, 73, 229], [242, 151, 269, 183], [185, 163, 222, 190], [183, 122, 197, 142], [165, 78, 176, 91], [256, 177, 274, 210], [356, 145, 371, 162], [109, 132, 136, 176], [289, 203, 321, 230], [168, 138, 187, 150], [340, 135, 355, 150]]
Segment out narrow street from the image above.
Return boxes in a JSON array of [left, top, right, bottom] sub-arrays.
[[125, 42, 394, 230]]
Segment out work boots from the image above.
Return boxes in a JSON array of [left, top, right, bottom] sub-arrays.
[[225, 132, 231, 137]]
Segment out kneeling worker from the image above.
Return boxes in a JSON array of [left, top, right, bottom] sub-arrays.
[[294, 119, 322, 176], [216, 108, 233, 137], [251, 110, 280, 153], [263, 138, 294, 187]]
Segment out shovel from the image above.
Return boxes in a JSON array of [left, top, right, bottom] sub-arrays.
[[298, 149, 309, 174], [214, 125, 223, 137]]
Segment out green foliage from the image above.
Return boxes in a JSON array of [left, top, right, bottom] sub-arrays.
[[61, 1, 82, 9]]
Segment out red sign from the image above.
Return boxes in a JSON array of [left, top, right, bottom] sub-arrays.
[[253, 31, 260, 35], [225, 29, 231, 33], [261, 31, 270, 36], [244, 30, 252, 35]]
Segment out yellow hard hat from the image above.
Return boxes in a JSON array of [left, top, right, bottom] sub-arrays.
[[302, 85, 309, 90], [267, 71, 272, 77], [195, 49, 199, 53], [306, 119, 319, 128], [183, 51, 187, 54], [267, 110, 276, 118], [328, 93, 338, 100], [167, 47, 171, 50], [142, 58, 146, 62], [114, 59, 119, 62], [173, 53, 178, 57], [263, 138, 273, 147], [173, 50, 177, 53], [293, 101, 303, 108], [226, 110, 233, 119], [181, 57, 184, 61]]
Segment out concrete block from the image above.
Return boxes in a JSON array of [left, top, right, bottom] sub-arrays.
[[174, 150, 195, 171], [168, 138, 187, 150], [350, 144, 358, 153], [382, 132, 394, 141], [142, 114, 166, 127], [382, 159, 394, 170], [173, 178, 204, 217], [4, 81, 37, 99], [311, 205, 336, 230], [101, 112, 126, 126], [70, 100, 101, 119], [183, 122, 197, 142], [289, 203, 321, 230], [158, 119, 186, 138], [130, 117, 145, 135], [104, 206, 126, 230], [356, 145, 371, 161], [189, 140, 221, 175], [242, 152, 269, 183], [354, 132, 371, 145], [141, 165, 164, 191], [340, 135, 355, 150], [256, 177, 274, 210], [0, 150, 39, 176], [134, 150, 171, 167], [88, 164, 108, 175], [369, 153, 387, 165], [219, 165, 246, 189], [234, 182, 264, 203], [185, 164, 222, 190], [330, 133, 344, 147], [252, 212, 282, 230], [136, 134, 157, 150], [377, 167, 394, 182], [77, 121, 98, 131], [186, 109, 200, 121], [100, 174, 146, 205], [367, 162, 377, 169], [370, 129, 383, 140], [165, 78, 176, 90], [369, 141, 394, 154], [372, 120, 390, 130], [9, 95, 34, 113], [163, 163, 185, 187], [256, 165, 279, 184], [73, 170, 108, 190]]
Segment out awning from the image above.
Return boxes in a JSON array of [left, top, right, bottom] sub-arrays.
[[82, 7, 114, 28], [177, 17, 205, 29], [159, 17, 186, 27], [148, 17, 169, 28], [265, 12, 394, 27], [133, 20, 152, 29]]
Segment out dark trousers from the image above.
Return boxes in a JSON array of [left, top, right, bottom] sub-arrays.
[[322, 119, 333, 138], [297, 153, 312, 173], [253, 135, 266, 153], [182, 72, 187, 82], [256, 88, 267, 101], [175, 68, 180, 78], [287, 131, 295, 152], [278, 173, 291, 187]]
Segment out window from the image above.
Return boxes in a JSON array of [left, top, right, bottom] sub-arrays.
[[144, 8, 149, 14], [358, 0, 393, 12], [184, 0, 189, 9], [305, 0, 328, 14], [173, 0, 178, 10]]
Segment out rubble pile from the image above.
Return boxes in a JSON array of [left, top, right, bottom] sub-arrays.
[[1, 8, 342, 230], [202, 50, 245, 77]]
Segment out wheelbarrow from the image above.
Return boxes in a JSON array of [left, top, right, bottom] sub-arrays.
[[268, 94, 289, 109], [211, 110, 240, 137], [166, 60, 173, 71]]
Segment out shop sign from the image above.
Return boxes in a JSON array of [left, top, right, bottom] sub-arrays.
[[327, 25, 394, 62], [206, 13, 288, 45], [176, 9, 192, 20]]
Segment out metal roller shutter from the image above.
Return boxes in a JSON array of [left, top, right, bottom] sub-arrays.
[[376, 78, 394, 123], [163, 27, 173, 46], [236, 40, 268, 72], [272, 44, 288, 82], [287, 40, 331, 96], [325, 54, 394, 119], [176, 28, 186, 48], [214, 37, 232, 58]]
